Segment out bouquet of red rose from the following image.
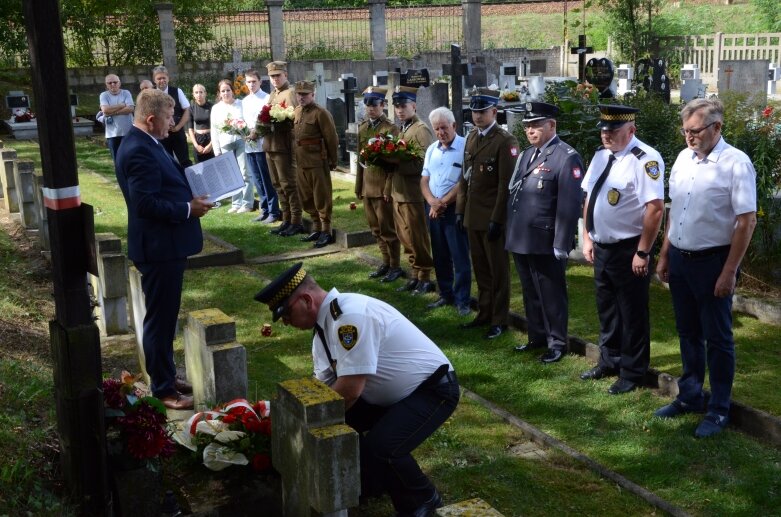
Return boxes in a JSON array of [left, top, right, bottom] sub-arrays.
[[256, 101, 295, 137], [219, 116, 250, 139], [359, 132, 423, 169], [174, 398, 272, 472], [103, 371, 176, 467]]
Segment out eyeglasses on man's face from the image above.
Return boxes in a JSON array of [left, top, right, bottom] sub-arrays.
[[680, 121, 716, 137]]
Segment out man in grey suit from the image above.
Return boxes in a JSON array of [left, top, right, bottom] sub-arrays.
[[506, 102, 584, 363]]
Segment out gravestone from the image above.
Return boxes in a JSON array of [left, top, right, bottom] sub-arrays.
[[327, 97, 347, 161], [127, 266, 151, 386], [769, 63, 781, 96], [415, 83, 450, 129], [88, 234, 129, 336], [222, 49, 254, 77], [272, 377, 360, 517], [400, 68, 431, 88], [373, 70, 389, 86], [32, 169, 49, 251], [183, 308, 248, 410], [717, 59, 770, 105], [1, 148, 18, 212], [616, 64, 634, 97], [680, 63, 705, 103], [499, 63, 518, 91], [14, 160, 39, 229], [464, 57, 487, 89], [442, 43, 472, 132], [307, 62, 331, 110], [635, 58, 670, 103], [584, 58, 615, 98], [570, 34, 594, 82], [437, 498, 505, 516]]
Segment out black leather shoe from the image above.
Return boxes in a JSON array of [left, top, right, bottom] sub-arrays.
[[485, 325, 505, 339], [314, 232, 335, 248], [539, 349, 564, 363], [300, 231, 321, 242], [405, 489, 443, 517], [514, 342, 546, 353], [279, 223, 305, 237], [579, 365, 617, 380], [270, 221, 290, 235], [460, 319, 488, 329], [411, 280, 435, 296], [607, 378, 638, 395], [396, 279, 419, 292], [426, 297, 453, 309], [380, 267, 405, 283], [369, 264, 390, 279]]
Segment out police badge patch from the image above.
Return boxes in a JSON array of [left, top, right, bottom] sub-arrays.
[[338, 325, 359, 350], [607, 188, 621, 205], [645, 161, 660, 180]]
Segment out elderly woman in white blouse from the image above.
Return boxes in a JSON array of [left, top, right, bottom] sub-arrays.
[[210, 79, 254, 213]]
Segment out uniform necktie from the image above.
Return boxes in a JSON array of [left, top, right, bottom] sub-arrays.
[[530, 147, 540, 164], [585, 154, 616, 235]]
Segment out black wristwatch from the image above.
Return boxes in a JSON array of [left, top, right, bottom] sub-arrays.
[[636, 249, 650, 259]]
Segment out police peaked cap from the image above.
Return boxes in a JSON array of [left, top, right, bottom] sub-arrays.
[[597, 104, 639, 130], [254, 262, 307, 321], [523, 102, 560, 122]]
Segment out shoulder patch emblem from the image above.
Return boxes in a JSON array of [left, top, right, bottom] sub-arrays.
[[572, 167, 582, 179], [338, 325, 358, 350], [645, 161, 660, 180], [510, 146, 519, 157]]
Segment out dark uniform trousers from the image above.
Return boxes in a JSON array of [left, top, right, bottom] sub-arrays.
[[394, 201, 434, 281], [593, 236, 650, 382], [345, 369, 460, 514], [513, 253, 568, 350], [468, 228, 510, 326], [267, 150, 302, 225], [364, 196, 400, 268], [297, 163, 333, 232]]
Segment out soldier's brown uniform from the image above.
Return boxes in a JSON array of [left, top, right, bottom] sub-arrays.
[[263, 82, 301, 225], [293, 102, 339, 233], [456, 123, 519, 326], [394, 115, 435, 282], [357, 115, 400, 269]]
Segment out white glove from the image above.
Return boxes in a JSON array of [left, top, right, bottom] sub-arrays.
[[553, 248, 568, 260]]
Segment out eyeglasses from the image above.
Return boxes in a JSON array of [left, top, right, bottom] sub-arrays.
[[680, 122, 716, 137], [106, 81, 119, 85], [279, 294, 303, 321], [523, 121, 549, 130]]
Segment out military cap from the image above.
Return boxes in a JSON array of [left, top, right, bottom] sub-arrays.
[[392, 85, 418, 104], [266, 61, 288, 75], [294, 80, 316, 94], [362, 86, 388, 106], [522, 101, 560, 123], [469, 88, 500, 112], [254, 262, 307, 321], [597, 104, 639, 130]]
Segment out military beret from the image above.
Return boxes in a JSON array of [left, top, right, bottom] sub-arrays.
[[294, 80, 315, 94], [392, 85, 418, 104], [469, 88, 500, 112], [522, 101, 560, 122], [254, 262, 307, 321], [597, 104, 639, 130], [266, 61, 288, 75]]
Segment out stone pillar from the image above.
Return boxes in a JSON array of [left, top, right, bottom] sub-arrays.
[[1, 148, 18, 213], [272, 378, 360, 517], [154, 3, 178, 79], [14, 160, 39, 229], [88, 234, 129, 337], [267, 0, 286, 61], [127, 265, 151, 386], [183, 309, 248, 410], [368, 0, 387, 61], [32, 168, 50, 252], [462, 0, 482, 56]]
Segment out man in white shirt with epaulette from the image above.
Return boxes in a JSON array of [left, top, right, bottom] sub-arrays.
[[580, 104, 664, 396], [654, 98, 756, 438]]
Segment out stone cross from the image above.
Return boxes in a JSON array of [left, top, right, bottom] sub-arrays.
[[442, 44, 472, 134], [222, 49, 254, 77], [272, 377, 360, 516], [183, 308, 248, 410], [570, 34, 594, 82], [723, 65, 734, 90]]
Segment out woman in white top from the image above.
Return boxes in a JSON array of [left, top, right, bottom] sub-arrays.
[[210, 79, 253, 213]]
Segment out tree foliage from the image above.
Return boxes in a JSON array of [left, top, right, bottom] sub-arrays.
[[596, 0, 667, 63]]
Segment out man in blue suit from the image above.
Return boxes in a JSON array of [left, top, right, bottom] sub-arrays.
[[116, 88, 213, 410]]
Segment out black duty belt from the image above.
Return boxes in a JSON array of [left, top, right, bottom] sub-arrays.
[[418, 364, 458, 390], [594, 235, 640, 249], [674, 245, 730, 259]]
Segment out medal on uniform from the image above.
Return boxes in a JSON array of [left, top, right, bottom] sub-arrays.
[[537, 179, 544, 189], [607, 188, 620, 205]]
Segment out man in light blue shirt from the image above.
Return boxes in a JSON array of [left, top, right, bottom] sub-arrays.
[[421, 107, 472, 316]]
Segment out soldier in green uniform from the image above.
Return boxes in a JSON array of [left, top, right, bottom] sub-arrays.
[[293, 81, 339, 248], [392, 86, 436, 295], [456, 89, 520, 340], [264, 61, 304, 237], [356, 86, 403, 281]]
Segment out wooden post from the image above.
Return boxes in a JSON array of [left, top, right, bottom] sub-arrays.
[[22, 0, 109, 514]]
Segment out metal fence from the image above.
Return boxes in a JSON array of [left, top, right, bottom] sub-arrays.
[[386, 3, 463, 57]]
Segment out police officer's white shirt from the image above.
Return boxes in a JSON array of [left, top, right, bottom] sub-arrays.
[[667, 137, 756, 251], [583, 136, 665, 243], [242, 88, 270, 153], [422, 134, 465, 198], [312, 288, 452, 407]]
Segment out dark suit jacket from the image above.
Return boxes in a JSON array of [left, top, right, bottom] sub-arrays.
[[505, 136, 584, 254], [115, 126, 203, 263]]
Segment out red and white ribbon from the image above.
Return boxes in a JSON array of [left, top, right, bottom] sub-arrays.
[[42, 186, 81, 210]]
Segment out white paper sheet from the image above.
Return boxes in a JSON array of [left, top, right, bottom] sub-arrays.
[[184, 152, 244, 204]]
